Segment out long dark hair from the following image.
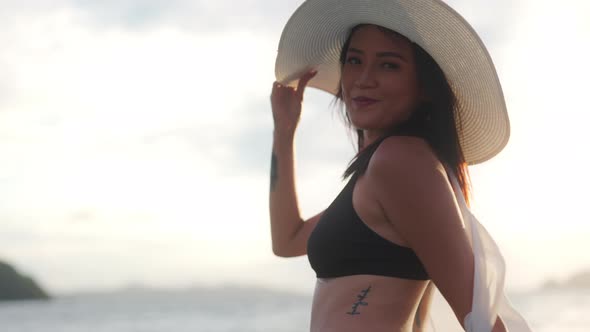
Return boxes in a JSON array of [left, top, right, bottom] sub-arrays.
[[334, 25, 472, 204]]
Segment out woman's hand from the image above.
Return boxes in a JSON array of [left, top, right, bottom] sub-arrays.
[[270, 69, 317, 137]]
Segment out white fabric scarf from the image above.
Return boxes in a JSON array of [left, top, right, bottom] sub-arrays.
[[422, 168, 533, 332]]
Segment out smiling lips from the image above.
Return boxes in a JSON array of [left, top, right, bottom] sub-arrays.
[[352, 96, 379, 108]]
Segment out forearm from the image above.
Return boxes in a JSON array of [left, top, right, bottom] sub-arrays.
[[269, 131, 303, 255]]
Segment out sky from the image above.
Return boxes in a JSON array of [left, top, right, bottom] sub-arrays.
[[0, 0, 588, 295]]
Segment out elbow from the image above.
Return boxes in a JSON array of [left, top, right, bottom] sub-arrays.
[[272, 243, 298, 257], [273, 250, 291, 258], [272, 244, 291, 257]]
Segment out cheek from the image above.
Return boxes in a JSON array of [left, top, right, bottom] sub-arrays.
[[386, 80, 421, 107], [340, 75, 350, 93]]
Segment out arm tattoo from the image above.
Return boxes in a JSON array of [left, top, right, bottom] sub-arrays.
[[270, 152, 278, 192], [346, 286, 372, 315]]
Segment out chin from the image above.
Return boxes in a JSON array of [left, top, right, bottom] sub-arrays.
[[350, 116, 401, 132]]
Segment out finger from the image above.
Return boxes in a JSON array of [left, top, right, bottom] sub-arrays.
[[295, 69, 318, 100], [296, 70, 317, 92], [272, 81, 282, 92], [271, 81, 280, 103]]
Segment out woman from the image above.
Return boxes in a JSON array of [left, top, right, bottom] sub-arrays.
[[269, 1, 532, 331]]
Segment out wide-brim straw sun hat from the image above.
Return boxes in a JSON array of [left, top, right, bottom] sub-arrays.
[[275, 0, 509, 165]]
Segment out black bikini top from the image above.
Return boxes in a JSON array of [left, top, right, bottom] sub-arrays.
[[306, 172, 430, 280]]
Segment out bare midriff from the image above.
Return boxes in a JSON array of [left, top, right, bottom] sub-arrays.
[[310, 274, 429, 332]]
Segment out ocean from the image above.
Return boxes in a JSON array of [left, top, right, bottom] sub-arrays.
[[0, 286, 588, 332]]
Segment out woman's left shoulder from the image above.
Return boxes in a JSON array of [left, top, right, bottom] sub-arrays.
[[367, 135, 444, 182]]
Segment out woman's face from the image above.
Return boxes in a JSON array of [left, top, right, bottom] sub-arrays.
[[341, 25, 422, 138]]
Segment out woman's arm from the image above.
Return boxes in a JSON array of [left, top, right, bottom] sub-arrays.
[[269, 131, 324, 257], [269, 70, 321, 257], [369, 135, 503, 331]]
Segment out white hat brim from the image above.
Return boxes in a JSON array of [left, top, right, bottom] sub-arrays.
[[275, 0, 509, 165]]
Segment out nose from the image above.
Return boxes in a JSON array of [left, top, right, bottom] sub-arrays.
[[354, 66, 377, 89]]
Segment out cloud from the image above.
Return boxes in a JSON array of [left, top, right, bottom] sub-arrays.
[[0, 0, 304, 33], [447, 0, 521, 42], [71, 0, 177, 28], [0, 0, 174, 29], [0, 4, 281, 174], [0, 0, 532, 41]]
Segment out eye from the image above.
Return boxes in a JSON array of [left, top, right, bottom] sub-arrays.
[[345, 56, 361, 65], [382, 62, 400, 70]]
